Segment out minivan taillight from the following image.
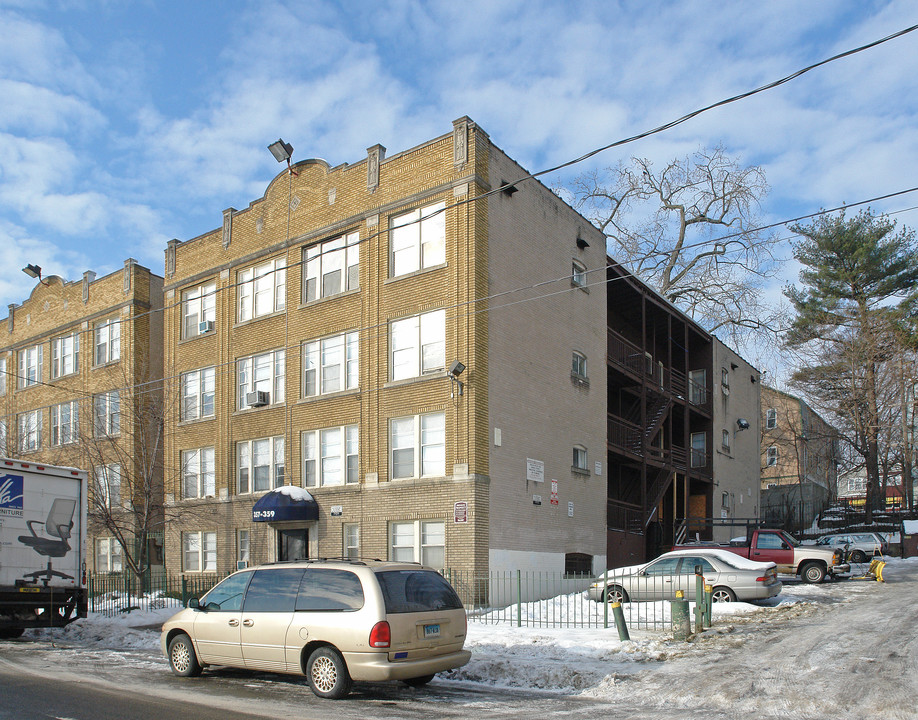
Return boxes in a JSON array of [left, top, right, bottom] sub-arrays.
[[369, 621, 390, 648]]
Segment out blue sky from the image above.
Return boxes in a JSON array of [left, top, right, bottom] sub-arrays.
[[3, 0, 918, 361]]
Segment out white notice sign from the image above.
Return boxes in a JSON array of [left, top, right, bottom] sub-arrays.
[[527, 458, 545, 483]]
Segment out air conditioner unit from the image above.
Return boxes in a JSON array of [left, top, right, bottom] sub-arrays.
[[246, 390, 269, 407], [199, 320, 214, 334], [236, 560, 249, 570], [721, 384, 730, 396], [766, 483, 777, 489]]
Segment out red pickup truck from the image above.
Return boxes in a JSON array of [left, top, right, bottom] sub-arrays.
[[674, 528, 849, 583]]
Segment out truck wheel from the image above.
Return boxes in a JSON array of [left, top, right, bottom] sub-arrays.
[[168, 633, 202, 677], [307, 646, 352, 699], [801, 562, 827, 584], [711, 586, 737, 602], [0, 628, 25, 640], [604, 585, 629, 604]]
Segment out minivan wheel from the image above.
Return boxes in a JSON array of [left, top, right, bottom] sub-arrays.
[[307, 646, 353, 699], [403, 674, 435, 687], [168, 633, 202, 677]]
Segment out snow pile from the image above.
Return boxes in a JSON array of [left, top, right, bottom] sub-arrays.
[[24, 557, 913, 697]]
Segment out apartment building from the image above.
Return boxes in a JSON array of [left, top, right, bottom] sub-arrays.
[[0, 261, 164, 574], [761, 385, 839, 528], [162, 118, 609, 584]]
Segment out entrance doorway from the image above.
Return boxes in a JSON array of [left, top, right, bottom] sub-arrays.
[[277, 528, 308, 561]]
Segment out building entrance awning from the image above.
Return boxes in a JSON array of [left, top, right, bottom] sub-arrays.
[[252, 486, 318, 523]]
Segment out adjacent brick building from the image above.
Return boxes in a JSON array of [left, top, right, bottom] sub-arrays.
[[0, 261, 164, 574]]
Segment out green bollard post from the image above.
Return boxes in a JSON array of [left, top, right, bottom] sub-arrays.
[[611, 601, 630, 641], [603, 569, 609, 629], [694, 566, 704, 634], [672, 589, 690, 641], [703, 584, 713, 627]]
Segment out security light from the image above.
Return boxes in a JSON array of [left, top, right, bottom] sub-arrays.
[[268, 139, 293, 163], [22, 264, 49, 285], [737, 418, 750, 431], [448, 360, 466, 398], [448, 360, 466, 378]]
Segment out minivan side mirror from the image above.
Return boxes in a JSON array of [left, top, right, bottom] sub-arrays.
[[187, 597, 201, 610]]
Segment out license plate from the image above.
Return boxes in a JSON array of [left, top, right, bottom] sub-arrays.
[[424, 623, 440, 639]]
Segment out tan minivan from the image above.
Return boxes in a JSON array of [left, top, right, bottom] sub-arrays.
[[161, 560, 470, 699]]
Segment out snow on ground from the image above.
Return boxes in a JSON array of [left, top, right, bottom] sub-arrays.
[[25, 557, 909, 698]]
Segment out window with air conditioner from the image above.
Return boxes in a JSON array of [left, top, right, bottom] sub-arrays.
[[237, 349, 284, 409], [182, 281, 216, 338]]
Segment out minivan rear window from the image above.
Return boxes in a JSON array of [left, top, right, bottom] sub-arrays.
[[376, 570, 463, 613]]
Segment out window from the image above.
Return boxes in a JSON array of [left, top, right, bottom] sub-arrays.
[[0, 419, 6, 455], [18, 344, 42, 388], [389, 520, 445, 569], [721, 367, 730, 394], [236, 436, 284, 493], [766, 408, 777, 429], [0, 355, 6, 395], [722, 429, 731, 452], [181, 367, 215, 420], [722, 491, 730, 509], [51, 333, 79, 378], [766, 446, 778, 467], [183, 531, 217, 573], [565, 552, 593, 577], [573, 445, 588, 472], [201, 571, 253, 610], [303, 231, 359, 301], [691, 432, 706, 468], [390, 309, 445, 381], [182, 447, 215, 499], [243, 568, 304, 612], [94, 318, 121, 366], [182, 281, 216, 339], [389, 201, 445, 277], [572, 351, 588, 380], [17, 410, 41, 452], [237, 529, 250, 568], [390, 412, 445, 480], [302, 332, 358, 397], [95, 463, 121, 508], [343, 524, 359, 560], [51, 401, 79, 446], [236, 349, 285, 409], [93, 390, 120, 436], [297, 569, 365, 611], [571, 260, 587, 288], [688, 369, 707, 405], [237, 257, 285, 322], [303, 425, 358, 487], [96, 538, 123, 573]]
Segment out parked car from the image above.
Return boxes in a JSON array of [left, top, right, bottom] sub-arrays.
[[161, 560, 471, 699], [815, 532, 888, 563], [587, 549, 782, 604]]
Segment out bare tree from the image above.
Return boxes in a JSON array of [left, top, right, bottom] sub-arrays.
[[566, 146, 784, 350]]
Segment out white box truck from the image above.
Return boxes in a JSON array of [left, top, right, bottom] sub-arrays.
[[0, 457, 88, 638]]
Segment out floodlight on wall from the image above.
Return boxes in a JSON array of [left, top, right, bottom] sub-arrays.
[[268, 138, 298, 176], [734, 417, 750, 438], [448, 360, 466, 398], [22, 264, 49, 285]]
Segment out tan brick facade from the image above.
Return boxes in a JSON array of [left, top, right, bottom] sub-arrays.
[[163, 118, 609, 581], [0, 262, 164, 572]]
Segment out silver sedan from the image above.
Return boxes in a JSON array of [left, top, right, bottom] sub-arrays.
[[588, 548, 782, 604]]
